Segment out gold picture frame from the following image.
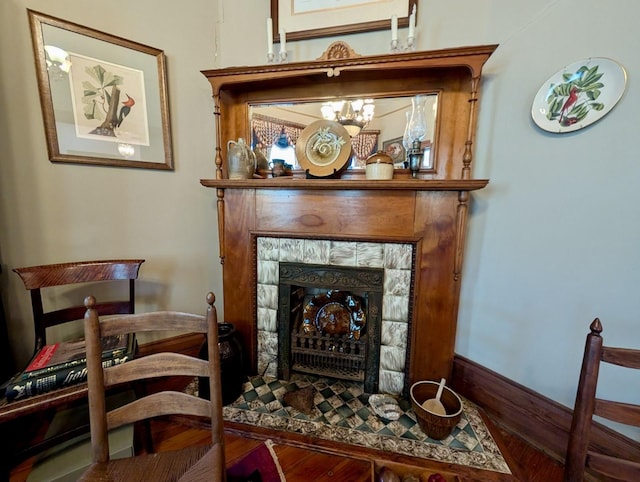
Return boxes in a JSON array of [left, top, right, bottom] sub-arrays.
[[28, 10, 174, 170], [271, 0, 418, 42]]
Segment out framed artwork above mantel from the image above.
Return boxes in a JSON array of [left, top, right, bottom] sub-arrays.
[[271, 0, 418, 42]]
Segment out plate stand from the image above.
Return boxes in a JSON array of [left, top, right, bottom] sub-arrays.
[[305, 169, 342, 179]]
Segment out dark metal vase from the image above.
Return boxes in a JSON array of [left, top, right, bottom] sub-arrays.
[[199, 322, 245, 405]]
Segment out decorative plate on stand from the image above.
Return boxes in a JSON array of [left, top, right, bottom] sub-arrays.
[[531, 57, 627, 133], [296, 120, 352, 177], [302, 290, 366, 339]]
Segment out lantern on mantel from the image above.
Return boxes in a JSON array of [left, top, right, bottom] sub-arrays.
[[406, 94, 427, 177]]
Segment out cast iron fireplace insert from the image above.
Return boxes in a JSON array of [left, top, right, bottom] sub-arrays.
[[277, 262, 383, 393]]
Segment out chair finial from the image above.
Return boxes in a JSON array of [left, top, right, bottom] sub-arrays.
[[589, 317, 602, 336], [206, 291, 215, 306], [84, 295, 96, 309]]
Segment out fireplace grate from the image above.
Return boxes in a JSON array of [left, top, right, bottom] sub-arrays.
[[291, 331, 367, 381]]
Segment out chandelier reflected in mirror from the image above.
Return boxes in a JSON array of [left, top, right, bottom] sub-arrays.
[[320, 99, 375, 137]]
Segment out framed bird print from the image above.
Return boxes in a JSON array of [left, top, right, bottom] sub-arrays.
[[28, 10, 174, 170], [531, 57, 627, 134]]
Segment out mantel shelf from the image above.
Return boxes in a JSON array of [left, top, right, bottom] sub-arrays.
[[200, 178, 489, 191]]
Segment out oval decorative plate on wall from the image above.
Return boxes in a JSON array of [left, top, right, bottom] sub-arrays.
[[531, 57, 627, 133]]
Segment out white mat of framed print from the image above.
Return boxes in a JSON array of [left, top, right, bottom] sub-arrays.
[[272, 0, 418, 42], [28, 10, 173, 170]]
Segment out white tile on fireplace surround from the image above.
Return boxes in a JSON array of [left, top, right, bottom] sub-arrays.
[[256, 236, 413, 398], [257, 260, 279, 285], [384, 268, 411, 296], [329, 241, 357, 266], [379, 369, 405, 395], [380, 345, 407, 372], [258, 237, 280, 261], [384, 243, 413, 270], [257, 330, 278, 377], [279, 238, 305, 262], [356, 242, 384, 268], [303, 239, 331, 264], [257, 307, 277, 332], [382, 294, 409, 322], [381, 321, 408, 348], [257, 283, 278, 311]]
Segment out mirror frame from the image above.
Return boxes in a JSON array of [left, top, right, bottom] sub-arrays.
[[202, 42, 497, 182]]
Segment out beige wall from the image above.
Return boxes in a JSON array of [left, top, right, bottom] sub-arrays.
[[2, 0, 640, 443], [0, 0, 223, 367]]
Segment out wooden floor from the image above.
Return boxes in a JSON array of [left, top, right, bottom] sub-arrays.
[[10, 413, 565, 481], [6, 343, 567, 481]]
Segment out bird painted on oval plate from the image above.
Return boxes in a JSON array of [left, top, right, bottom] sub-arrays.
[[116, 94, 135, 128], [559, 86, 578, 125]]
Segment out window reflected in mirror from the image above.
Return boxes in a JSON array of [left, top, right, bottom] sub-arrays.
[[250, 94, 437, 172]]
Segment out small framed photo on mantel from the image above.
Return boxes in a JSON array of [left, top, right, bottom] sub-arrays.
[[28, 10, 174, 170], [271, 0, 418, 42]]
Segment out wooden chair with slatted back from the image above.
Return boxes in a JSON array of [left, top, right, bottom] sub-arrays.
[[78, 291, 225, 482], [13, 259, 145, 356], [6, 259, 146, 470], [564, 318, 640, 481]]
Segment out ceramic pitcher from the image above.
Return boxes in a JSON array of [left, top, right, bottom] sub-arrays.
[[227, 138, 256, 179]]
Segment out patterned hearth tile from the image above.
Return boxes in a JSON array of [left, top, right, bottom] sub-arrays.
[[223, 374, 511, 474]]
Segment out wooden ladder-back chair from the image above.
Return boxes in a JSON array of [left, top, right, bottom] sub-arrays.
[[78, 292, 225, 482], [6, 259, 145, 470], [564, 318, 640, 481]]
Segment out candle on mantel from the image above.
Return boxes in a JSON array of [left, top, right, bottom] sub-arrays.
[[279, 28, 286, 54], [267, 18, 274, 55], [408, 9, 416, 38], [391, 15, 398, 41]]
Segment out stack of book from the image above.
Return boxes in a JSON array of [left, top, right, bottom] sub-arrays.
[[5, 332, 136, 402]]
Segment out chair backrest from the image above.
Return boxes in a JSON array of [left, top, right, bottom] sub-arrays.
[[13, 259, 145, 353], [83, 292, 224, 475], [564, 318, 640, 481]]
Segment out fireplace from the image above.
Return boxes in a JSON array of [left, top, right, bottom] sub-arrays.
[[277, 262, 383, 393], [202, 44, 494, 401], [256, 237, 413, 395]]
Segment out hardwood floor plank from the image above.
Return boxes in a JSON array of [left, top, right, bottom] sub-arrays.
[[10, 409, 567, 482], [273, 444, 371, 481]]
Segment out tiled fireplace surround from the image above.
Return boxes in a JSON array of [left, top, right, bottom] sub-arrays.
[[202, 184, 481, 399], [256, 236, 413, 395]]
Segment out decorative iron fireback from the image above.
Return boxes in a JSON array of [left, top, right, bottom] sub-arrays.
[[279, 263, 384, 289], [277, 262, 383, 393]]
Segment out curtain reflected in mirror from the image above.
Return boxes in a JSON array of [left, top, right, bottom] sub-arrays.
[[250, 94, 437, 172]]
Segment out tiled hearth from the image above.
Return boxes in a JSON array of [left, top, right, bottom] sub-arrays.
[[256, 237, 414, 395], [222, 374, 512, 475]]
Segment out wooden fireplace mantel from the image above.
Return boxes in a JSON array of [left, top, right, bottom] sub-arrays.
[[200, 179, 488, 191], [201, 43, 496, 387]]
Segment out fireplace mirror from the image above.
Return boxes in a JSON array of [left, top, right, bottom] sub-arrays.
[[249, 94, 438, 170], [202, 42, 498, 181]]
